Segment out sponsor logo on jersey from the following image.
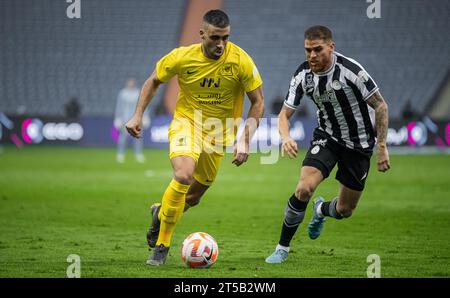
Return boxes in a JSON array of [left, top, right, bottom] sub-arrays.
[[315, 89, 337, 103], [200, 78, 221, 88], [312, 139, 327, 147]]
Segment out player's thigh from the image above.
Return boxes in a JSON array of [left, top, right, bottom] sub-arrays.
[[193, 151, 224, 186], [168, 117, 201, 160], [335, 149, 371, 192], [170, 155, 196, 179], [298, 166, 324, 188], [302, 138, 339, 180]]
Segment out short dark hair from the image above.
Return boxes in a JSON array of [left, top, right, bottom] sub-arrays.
[[304, 25, 333, 41], [203, 9, 230, 28]]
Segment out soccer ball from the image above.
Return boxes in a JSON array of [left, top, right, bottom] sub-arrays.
[[181, 232, 218, 268]]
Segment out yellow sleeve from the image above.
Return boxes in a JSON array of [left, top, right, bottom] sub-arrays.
[[156, 48, 180, 82], [239, 51, 263, 92]]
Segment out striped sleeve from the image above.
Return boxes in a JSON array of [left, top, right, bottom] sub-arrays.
[[284, 63, 308, 110], [337, 54, 378, 101]]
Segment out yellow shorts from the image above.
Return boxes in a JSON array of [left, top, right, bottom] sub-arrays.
[[168, 118, 224, 186]]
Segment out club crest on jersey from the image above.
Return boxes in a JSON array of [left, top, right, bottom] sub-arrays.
[[177, 136, 187, 146], [311, 145, 320, 155], [305, 72, 315, 93], [331, 80, 342, 90], [219, 63, 233, 76]]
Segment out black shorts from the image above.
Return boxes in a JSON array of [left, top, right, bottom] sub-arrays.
[[302, 129, 372, 191]]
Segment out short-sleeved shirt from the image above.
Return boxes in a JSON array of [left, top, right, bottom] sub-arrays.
[[156, 42, 262, 145], [284, 51, 378, 152]]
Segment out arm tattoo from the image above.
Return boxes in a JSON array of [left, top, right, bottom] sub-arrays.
[[367, 91, 389, 146]]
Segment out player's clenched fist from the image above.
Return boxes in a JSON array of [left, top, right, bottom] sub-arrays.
[[281, 138, 298, 159], [376, 144, 391, 172], [125, 115, 142, 138], [232, 142, 249, 166]]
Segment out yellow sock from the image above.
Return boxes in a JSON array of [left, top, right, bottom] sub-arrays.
[[156, 179, 190, 247]]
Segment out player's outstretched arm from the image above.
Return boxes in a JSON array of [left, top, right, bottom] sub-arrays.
[[232, 86, 265, 166], [126, 70, 163, 138], [367, 91, 391, 172], [278, 105, 298, 159]]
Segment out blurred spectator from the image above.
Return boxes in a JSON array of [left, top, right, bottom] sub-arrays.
[[114, 78, 150, 163], [271, 94, 284, 115], [296, 103, 309, 118], [402, 100, 416, 120], [16, 105, 27, 115], [271, 93, 309, 118], [64, 97, 82, 118]]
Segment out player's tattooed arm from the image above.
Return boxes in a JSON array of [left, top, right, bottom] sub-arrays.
[[367, 91, 388, 145], [367, 91, 391, 172]]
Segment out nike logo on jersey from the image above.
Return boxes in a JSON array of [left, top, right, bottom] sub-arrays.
[[187, 69, 197, 74]]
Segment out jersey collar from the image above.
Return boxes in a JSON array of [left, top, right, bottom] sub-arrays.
[[200, 43, 229, 62]]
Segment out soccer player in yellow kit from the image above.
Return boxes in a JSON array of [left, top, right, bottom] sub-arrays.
[[125, 10, 264, 266]]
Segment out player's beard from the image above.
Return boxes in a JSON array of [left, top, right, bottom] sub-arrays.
[[309, 57, 330, 73], [203, 44, 222, 60]]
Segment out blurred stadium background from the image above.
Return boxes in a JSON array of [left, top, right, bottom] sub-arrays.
[[1, 0, 449, 149], [0, 0, 449, 278]]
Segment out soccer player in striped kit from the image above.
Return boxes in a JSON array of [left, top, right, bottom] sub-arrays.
[[266, 25, 390, 264]]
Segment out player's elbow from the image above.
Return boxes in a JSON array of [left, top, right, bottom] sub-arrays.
[[254, 95, 265, 115]]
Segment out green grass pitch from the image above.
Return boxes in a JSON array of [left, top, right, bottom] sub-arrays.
[[0, 146, 449, 277]]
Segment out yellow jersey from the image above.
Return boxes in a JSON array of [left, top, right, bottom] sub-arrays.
[[156, 42, 262, 126]]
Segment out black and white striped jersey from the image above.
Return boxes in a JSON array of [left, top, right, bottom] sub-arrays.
[[284, 51, 379, 151]]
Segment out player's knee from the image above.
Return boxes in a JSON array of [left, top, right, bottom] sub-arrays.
[[173, 171, 194, 185], [295, 183, 316, 201]]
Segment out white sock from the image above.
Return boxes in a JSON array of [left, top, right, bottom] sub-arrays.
[[316, 202, 324, 218], [276, 244, 289, 253]]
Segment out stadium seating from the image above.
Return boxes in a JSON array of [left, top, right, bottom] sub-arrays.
[[0, 0, 186, 116], [1, 0, 449, 119], [223, 0, 450, 118]]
